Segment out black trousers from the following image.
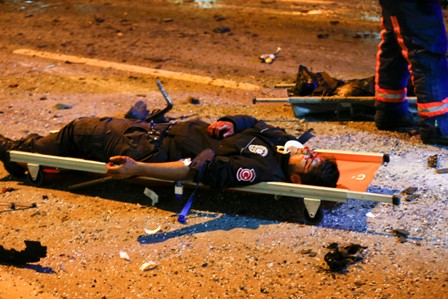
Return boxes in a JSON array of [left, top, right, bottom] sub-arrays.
[[376, 0, 448, 134], [27, 117, 160, 163]]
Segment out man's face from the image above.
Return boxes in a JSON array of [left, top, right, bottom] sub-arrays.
[[288, 147, 323, 182]]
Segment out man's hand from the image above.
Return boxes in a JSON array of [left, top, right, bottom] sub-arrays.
[[208, 121, 235, 138], [106, 156, 138, 180]]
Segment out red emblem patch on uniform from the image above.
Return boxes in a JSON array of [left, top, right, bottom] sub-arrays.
[[236, 168, 256, 182]]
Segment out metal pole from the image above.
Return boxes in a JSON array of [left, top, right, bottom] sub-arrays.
[[253, 96, 417, 104]]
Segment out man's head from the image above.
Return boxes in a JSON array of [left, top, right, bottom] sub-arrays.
[[288, 147, 340, 188]]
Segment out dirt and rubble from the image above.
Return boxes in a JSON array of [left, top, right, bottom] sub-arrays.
[[0, 0, 447, 298]]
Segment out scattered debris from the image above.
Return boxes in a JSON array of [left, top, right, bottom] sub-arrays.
[[405, 193, 419, 202], [365, 212, 376, 218], [317, 33, 329, 39], [1, 187, 16, 194], [54, 103, 73, 110], [402, 186, 418, 195], [64, 60, 85, 65], [428, 154, 448, 174], [119, 251, 130, 261], [301, 249, 317, 257], [0, 241, 47, 265], [26, 3, 64, 13], [401, 186, 419, 202], [427, 155, 439, 168], [94, 16, 105, 24], [213, 14, 225, 21], [212, 27, 230, 33], [0, 200, 37, 213], [194, 0, 216, 9], [144, 225, 161, 235], [259, 47, 281, 64], [140, 261, 158, 271], [392, 229, 409, 243], [436, 167, 448, 174], [352, 32, 370, 39], [188, 96, 201, 105], [143, 187, 158, 206], [120, 19, 131, 25], [323, 243, 367, 273]]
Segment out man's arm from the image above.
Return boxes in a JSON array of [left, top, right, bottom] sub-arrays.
[[106, 156, 195, 181], [217, 115, 259, 132]]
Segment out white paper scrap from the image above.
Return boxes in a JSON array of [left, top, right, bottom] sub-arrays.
[[144, 225, 161, 235], [140, 261, 158, 271], [366, 212, 376, 218], [144, 187, 159, 205], [119, 251, 130, 261]]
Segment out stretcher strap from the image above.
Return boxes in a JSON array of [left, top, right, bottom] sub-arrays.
[[297, 129, 314, 144], [177, 182, 200, 223]]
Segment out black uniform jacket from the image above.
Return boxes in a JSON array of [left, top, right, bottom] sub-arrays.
[[157, 115, 297, 189]]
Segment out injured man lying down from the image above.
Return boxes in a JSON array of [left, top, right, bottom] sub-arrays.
[[0, 113, 339, 189]]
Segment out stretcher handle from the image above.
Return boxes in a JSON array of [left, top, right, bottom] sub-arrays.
[[252, 98, 289, 104]]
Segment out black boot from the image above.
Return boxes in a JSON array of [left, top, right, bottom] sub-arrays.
[[420, 119, 448, 145], [375, 101, 416, 131], [0, 134, 27, 177]]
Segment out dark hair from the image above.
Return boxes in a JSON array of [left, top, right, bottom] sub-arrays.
[[299, 156, 339, 188]]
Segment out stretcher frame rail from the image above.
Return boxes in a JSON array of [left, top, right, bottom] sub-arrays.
[[9, 150, 400, 224]]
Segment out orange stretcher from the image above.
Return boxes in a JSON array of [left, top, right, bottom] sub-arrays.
[[9, 149, 400, 225]]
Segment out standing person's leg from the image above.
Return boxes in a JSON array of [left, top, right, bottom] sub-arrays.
[[376, 0, 448, 144], [398, 1, 448, 144], [374, 0, 413, 130]]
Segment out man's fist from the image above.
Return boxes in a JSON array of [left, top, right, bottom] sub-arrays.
[[207, 121, 235, 139]]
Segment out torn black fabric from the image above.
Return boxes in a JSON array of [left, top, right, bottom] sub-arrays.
[[0, 241, 47, 265], [324, 243, 367, 272]]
